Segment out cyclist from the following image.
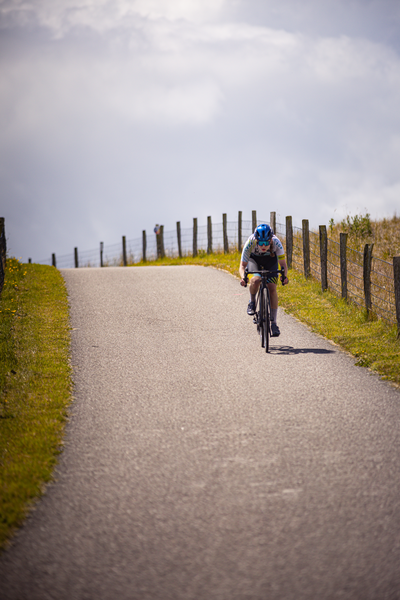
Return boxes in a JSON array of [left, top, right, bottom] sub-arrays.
[[239, 223, 288, 337]]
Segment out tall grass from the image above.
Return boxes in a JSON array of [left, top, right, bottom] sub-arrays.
[[292, 213, 399, 325], [329, 213, 400, 259]]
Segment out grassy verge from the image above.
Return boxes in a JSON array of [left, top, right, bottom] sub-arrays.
[[277, 269, 400, 383], [0, 259, 72, 551], [133, 252, 400, 386]]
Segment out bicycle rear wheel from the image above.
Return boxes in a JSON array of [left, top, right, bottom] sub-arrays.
[[263, 287, 270, 353]]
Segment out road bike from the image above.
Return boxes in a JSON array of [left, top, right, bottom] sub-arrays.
[[244, 267, 286, 353]]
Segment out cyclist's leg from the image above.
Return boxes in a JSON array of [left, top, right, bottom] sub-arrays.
[[246, 258, 261, 315], [265, 257, 279, 316], [267, 281, 280, 336], [246, 275, 260, 315], [248, 259, 261, 296], [267, 282, 278, 310], [263, 286, 270, 351], [249, 275, 261, 296], [258, 286, 265, 347]]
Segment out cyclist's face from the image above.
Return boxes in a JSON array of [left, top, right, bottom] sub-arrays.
[[257, 241, 270, 253]]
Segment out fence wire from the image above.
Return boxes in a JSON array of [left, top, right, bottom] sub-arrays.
[[38, 217, 398, 326], [38, 219, 258, 269], [290, 226, 396, 324]]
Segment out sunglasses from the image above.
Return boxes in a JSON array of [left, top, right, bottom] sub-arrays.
[[257, 241, 270, 246]]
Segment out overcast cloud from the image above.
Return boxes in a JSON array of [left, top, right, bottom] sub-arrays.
[[1, 0, 400, 261]]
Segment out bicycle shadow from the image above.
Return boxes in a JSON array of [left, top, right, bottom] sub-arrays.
[[269, 345, 335, 355]]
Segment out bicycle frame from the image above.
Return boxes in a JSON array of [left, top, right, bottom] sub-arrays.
[[244, 268, 286, 353]]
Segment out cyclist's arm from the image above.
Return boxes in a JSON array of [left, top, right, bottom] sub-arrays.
[[239, 260, 248, 280], [278, 257, 289, 284], [239, 260, 248, 286]]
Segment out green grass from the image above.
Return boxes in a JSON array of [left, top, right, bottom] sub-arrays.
[[133, 251, 400, 386], [277, 269, 400, 383], [0, 259, 72, 551]]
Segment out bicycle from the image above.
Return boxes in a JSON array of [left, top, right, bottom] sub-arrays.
[[243, 267, 287, 353]]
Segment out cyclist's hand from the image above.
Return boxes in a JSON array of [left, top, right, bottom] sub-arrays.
[[282, 276, 289, 286], [240, 278, 247, 287]]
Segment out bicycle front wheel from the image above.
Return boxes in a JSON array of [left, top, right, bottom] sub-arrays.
[[263, 287, 270, 353], [258, 288, 265, 348]]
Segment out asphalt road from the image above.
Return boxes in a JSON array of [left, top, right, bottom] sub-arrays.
[[1, 265, 400, 600]]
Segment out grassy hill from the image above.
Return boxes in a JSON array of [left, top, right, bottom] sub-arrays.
[[329, 213, 400, 259]]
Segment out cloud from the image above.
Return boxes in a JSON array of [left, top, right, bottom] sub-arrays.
[[227, 0, 400, 48], [1, 0, 400, 261], [0, 0, 227, 37]]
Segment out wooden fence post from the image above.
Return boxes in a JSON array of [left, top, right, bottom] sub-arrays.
[[286, 216, 293, 269], [223, 213, 228, 253], [28, 258, 31, 264], [52, 253, 56, 268], [238, 211, 242, 252], [100, 242, 104, 267], [393, 257, 400, 339], [319, 225, 328, 291], [340, 233, 348, 300], [160, 225, 165, 259], [177, 222, 182, 258], [252, 210, 257, 232], [193, 218, 197, 257], [142, 231, 146, 263], [302, 219, 310, 278], [74, 247, 79, 268], [156, 229, 161, 259], [0, 217, 6, 272], [0, 217, 5, 295], [155, 226, 164, 259], [363, 243, 374, 315], [122, 236, 127, 266], [207, 216, 212, 254], [270, 211, 276, 233]]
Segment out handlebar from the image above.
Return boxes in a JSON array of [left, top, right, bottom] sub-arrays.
[[243, 267, 288, 287]]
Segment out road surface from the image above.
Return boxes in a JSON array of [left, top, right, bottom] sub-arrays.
[[1, 265, 400, 599]]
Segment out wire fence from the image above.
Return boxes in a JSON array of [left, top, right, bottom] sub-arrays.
[[291, 223, 398, 326], [38, 219, 258, 268], [36, 212, 400, 331]]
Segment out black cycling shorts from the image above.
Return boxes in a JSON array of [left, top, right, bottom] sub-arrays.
[[247, 254, 279, 283]]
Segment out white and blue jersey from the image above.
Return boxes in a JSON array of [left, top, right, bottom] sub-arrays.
[[241, 234, 285, 264]]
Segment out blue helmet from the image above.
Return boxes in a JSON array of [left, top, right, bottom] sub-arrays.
[[254, 224, 273, 243]]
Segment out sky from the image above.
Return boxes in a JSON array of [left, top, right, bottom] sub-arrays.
[[1, 0, 400, 262]]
